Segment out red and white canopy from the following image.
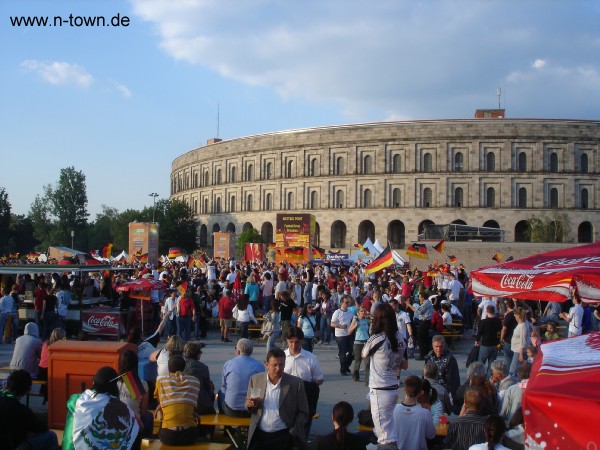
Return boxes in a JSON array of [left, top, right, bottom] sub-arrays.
[[470, 242, 600, 303]]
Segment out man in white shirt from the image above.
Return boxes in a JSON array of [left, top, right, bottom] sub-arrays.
[[284, 326, 324, 435], [331, 296, 355, 376], [447, 273, 463, 303], [246, 348, 308, 450], [477, 297, 497, 320], [561, 297, 584, 337], [390, 297, 414, 341], [274, 273, 288, 300], [393, 375, 436, 450]]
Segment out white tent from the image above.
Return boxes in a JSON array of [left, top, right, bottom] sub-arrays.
[[114, 250, 129, 262], [373, 239, 385, 253], [363, 238, 380, 257], [392, 250, 407, 265]]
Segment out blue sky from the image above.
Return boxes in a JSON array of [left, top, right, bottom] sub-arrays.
[[1, 0, 600, 219]]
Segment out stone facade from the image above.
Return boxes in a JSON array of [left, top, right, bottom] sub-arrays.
[[170, 119, 600, 251]]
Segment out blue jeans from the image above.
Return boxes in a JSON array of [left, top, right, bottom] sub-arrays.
[[0, 313, 18, 343], [178, 316, 192, 341], [166, 318, 177, 337], [320, 315, 332, 343], [302, 337, 314, 353], [267, 330, 280, 351], [478, 344, 498, 374], [503, 342, 514, 372], [239, 321, 250, 339], [509, 349, 523, 376]]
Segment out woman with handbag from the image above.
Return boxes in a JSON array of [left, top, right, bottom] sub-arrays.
[[263, 299, 281, 351]]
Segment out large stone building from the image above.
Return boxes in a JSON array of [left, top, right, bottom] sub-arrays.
[[171, 113, 599, 251]]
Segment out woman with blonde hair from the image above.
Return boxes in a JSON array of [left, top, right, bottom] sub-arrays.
[[510, 308, 531, 376], [151, 335, 184, 377]]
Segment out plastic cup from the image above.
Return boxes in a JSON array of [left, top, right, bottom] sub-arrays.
[[439, 414, 448, 424], [250, 388, 262, 400]]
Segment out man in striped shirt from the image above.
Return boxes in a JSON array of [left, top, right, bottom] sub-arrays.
[[155, 355, 201, 445], [444, 388, 487, 450]]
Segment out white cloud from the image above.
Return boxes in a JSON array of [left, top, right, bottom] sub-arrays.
[[115, 83, 132, 98], [130, 0, 600, 120], [21, 60, 94, 87]]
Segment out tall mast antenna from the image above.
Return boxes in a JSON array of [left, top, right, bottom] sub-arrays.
[[497, 87, 502, 109]]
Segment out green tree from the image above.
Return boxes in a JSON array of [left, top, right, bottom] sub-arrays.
[[88, 205, 120, 252], [0, 187, 11, 254], [9, 215, 38, 254], [235, 228, 264, 257], [28, 193, 55, 251], [526, 212, 571, 243], [151, 199, 197, 254], [45, 167, 89, 247]]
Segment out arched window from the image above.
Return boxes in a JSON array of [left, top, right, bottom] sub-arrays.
[[310, 158, 318, 177], [486, 153, 495, 172], [454, 152, 464, 172], [265, 193, 272, 211], [247, 194, 253, 211], [336, 156, 344, 175], [392, 188, 400, 207], [203, 198, 208, 214], [230, 166, 236, 183], [287, 192, 294, 210], [550, 188, 559, 209], [454, 187, 463, 207], [194, 173, 199, 188], [518, 187, 527, 208], [423, 153, 433, 172], [363, 189, 372, 208], [310, 191, 318, 209], [194, 199, 198, 214], [423, 188, 432, 207], [204, 171, 209, 186], [331, 221, 346, 248], [215, 197, 222, 213], [247, 164, 254, 181], [216, 169, 222, 184], [518, 152, 527, 172], [230, 196, 236, 212], [364, 155, 373, 174], [266, 162, 273, 180], [286, 160, 293, 178], [581, 153, 589, 173], [549, 153, 558, 173], [336, 190, 344, 208], [392, 154, 401, 173], [486, 187, 495, 207], [581, 188, 589, 209]]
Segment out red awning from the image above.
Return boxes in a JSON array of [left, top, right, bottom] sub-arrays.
[[470, 242, 600, 302]]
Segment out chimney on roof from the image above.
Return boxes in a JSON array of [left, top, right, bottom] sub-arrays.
[[207, 138, 222, 145], [475, 109, 505, 119]]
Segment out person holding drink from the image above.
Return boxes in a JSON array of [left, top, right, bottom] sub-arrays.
[[245, 348, 309, 450]]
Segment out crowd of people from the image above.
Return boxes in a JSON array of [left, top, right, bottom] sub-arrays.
[[1, 256, 599, 449]]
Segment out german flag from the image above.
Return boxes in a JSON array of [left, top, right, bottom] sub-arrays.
[[101, 243, 113, 259], [26, 252, 41, 261], [433, 240, 445, 253], [364, 246, 393, 274], [284, 246, 305, 256], [168, 248, 183, 259], [406, 243, 428, 259], [492, 252, 503, 263], [177, 281, 188, 296], [187, 256, 196, 268], [353, 243, 370, 256], [311, 245, 325, 259], [199, 252, 210, 263], [138, 253, 149, 263], [448, 255, 458, 264]]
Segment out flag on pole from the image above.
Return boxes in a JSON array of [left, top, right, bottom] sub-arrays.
[[168, 248, 183, 259], [406, 243, 428, 259], [311, 245, 326, 259], [432, 240, 445, 253], [448, 255, 458, 264], [364, 246, 394, 274], [492, 252, 503, 263], [353, 243, 370, 256], [120, 371, 147, 400], [187, 256, 196, 268], [177, 281, 188, 297], [100, 244, 113, 259]]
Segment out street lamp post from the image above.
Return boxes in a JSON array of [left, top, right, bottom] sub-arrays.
[[149, 193, 159, 222], [71, 230, 75, 249]]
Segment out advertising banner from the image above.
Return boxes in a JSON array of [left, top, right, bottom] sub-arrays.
[[244, 243, 266, 262], [275, 214, 315, 264], [81, 308, 126, 337], [128, 222, 159, 263]]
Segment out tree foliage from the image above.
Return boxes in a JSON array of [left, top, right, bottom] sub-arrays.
[[151, 199, 198, 255], [235, 228, 264, 257], [526, 212, 571, 243], [0, 187, 11, 254]]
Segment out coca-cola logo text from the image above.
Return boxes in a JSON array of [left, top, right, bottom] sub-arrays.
[[533, 257, 600, 270], [500, 274, 535, 290], [86, 315, 117, 328]]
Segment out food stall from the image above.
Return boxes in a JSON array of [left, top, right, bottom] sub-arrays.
[[81, 305, 132, 340], [115, 277, 167, 336]]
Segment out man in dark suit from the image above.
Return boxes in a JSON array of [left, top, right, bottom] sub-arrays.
[[245, 348, 309, 450]]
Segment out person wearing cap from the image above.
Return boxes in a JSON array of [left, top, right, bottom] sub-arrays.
[[72, 366, 139, 450]]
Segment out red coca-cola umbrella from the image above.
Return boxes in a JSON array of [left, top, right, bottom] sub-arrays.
[[116, 278, 167, 335]]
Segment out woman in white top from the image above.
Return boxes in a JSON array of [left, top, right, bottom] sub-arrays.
[[297, 304, 317, 352], [361, 303, 407, 448], [150, 335, 184, 378], [263, 299, 281, 351], [469, 415, 510, 450], [509, 308, 531, 376], [232, 294, 258, 339]]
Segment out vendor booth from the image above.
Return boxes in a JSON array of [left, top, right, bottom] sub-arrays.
[[522, 332, 600, 449], [470, 241, 600, 302], [115, 277, 167, 336]]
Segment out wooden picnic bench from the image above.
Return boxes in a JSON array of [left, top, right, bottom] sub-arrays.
[[357, 421, 448, 437], [0, 366, 47, 406]]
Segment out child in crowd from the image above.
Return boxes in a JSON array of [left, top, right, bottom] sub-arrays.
[[526, 346, 538, 364], [530, 331, 542, 347], [544, 322, 559, 341]]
